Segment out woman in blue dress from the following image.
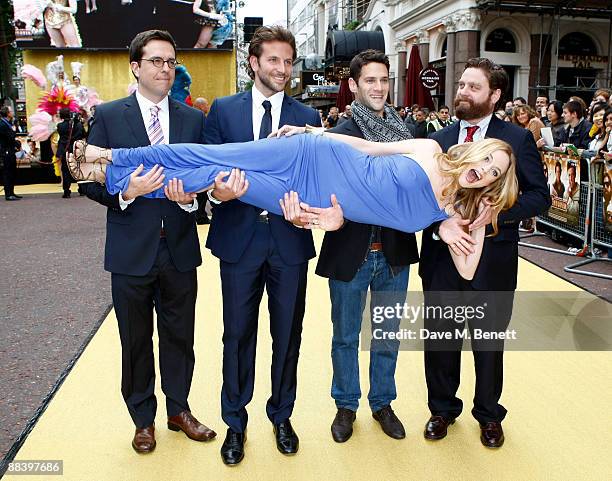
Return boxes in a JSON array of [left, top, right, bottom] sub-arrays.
[[69, 126, 518, 280]]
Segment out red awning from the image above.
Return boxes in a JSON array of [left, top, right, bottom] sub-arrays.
[[404, 45, 435, 110], [336, 78, 354, 109]]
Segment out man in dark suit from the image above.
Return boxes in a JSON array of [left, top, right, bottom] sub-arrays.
[[420, 58, 550, 448], [80, 30, 215, 454], [0, 106, 21, 201], [203, 26, 320, 465], [315, 50, 418, 443]]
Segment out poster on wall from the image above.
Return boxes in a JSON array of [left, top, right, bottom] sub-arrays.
[[542, 152, 581, 227], [12, 0, 235, 50]]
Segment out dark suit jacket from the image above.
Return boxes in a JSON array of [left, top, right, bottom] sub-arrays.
[[558, 119, 593, 149], [0, 118, 16, 163], [315, 119, 419, 281], [420, 115, 551, 291], [81, 94, 206, 276], [203, 90, 320, 265], [56, 119, 86, 160]]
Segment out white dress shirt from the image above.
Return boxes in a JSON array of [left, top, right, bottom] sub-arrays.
[[251, 85, 285, 140], [458, 114, 493, 144], [120, 90, 197, 213]]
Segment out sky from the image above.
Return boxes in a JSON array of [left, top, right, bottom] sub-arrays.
[[236, 0, 288, 27]]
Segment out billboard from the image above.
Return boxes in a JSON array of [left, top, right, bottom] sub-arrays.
[[12, 0, 234, 50], [542, 152, 581, 227]]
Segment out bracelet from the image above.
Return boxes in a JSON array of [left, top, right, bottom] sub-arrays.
[[305, 124, 325, 136]]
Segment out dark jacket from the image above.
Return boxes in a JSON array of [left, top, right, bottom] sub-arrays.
[[420, 115, 551, 291], [558, 119, 593, 149], [0, 118, 16, 164], [56, 118, 86, 160], [204, 90, 320, 265], [315, 118, 419, 281], [80, 94, 206, 276]]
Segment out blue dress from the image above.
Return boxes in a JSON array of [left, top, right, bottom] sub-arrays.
[[107, 135, 449, 234]]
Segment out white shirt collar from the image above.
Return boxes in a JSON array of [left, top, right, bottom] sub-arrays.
[[135, 89, 169, 114], [459, 113, 493, 137], [251, 84, 284, 111]]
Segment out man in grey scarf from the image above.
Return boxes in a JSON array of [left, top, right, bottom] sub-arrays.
[[289, 50, 419, 443]]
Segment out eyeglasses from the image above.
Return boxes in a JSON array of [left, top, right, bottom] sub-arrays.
[[141, 57, 180, 69]]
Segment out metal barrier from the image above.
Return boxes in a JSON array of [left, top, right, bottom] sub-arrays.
[[519, 155, 612, 280], [564, 160, 612, 280]]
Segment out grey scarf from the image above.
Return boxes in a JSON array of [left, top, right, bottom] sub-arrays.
[[350, 101, 414, 142]]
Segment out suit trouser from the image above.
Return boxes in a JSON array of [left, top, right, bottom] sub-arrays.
[[60, 154, 73, 194], [111, 238, 197, 428], [220, 221, 308, 433], [2, 155, 16, 197], [423, 264, 514, 424]]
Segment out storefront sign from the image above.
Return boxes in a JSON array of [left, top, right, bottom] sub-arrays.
[[558, 54, 608, 68], [420, 68, 440, 89]]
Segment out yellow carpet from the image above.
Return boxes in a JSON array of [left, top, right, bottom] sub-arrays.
[[7, 185, 612, 481]]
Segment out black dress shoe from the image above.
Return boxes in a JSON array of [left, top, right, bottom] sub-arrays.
[[62, 192, 71, 198], [424, 415, 455, 440], [331, 408, 356, 443], [372, 405, 405, 439], [13, 194, 22, 199], [273, 419, 299, 455], [220, 429, 246, 465], [480, 422, 504, 448], [5, 195, 20, 201]]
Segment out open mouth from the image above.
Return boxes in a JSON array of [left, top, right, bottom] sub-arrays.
[[466, 168, 482, 183]]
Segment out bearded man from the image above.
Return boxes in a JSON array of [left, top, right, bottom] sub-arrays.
[[419, 58, 550, 449]]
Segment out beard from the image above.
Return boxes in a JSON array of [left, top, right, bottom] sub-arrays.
[[258, 70, 288, 94], [454, 95, 494, 121]]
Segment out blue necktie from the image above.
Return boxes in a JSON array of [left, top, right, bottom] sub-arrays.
[[259, 100, 272, 139]]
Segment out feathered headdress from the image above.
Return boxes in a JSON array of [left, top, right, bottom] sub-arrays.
[[38, 86, 79, 115]]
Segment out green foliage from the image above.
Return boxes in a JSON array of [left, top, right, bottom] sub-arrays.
[[343, 20, 360, 31]]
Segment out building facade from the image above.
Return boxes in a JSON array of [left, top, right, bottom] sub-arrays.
[[359, 0, 611, 109]]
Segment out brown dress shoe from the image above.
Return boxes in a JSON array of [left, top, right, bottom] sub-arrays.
[[423, 415, 455, 440], [167, 411, 216, 442], [480, 422, 504, 448], [132, 424, 156, 453]]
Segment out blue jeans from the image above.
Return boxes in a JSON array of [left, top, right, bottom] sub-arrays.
[[329, 251, 409, 412]]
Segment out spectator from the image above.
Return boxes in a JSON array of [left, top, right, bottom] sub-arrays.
[[545, 100, 566, 147], [569, 96, 588, 115], [512, 104, 545, 146], [587, 103, 611, 152], [513, 96, 527, 107], [193, 97, 210, 115], [404, 103, 419, 126], [326, 106, 340, 128], [337, 104, 352, 125], [394, 105, 406, 120], [592, 88, 610, 105], [559, 100, 592, 149], [87, 105, 96, 136], [426, 105, 452, 134], [413, 108, 428, 138], [535, 95, 549, 122]]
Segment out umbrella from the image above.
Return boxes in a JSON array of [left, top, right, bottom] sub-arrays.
[[405, 45, 434, 110]]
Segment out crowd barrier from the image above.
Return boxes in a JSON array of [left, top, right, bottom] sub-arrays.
[[519, 152, 612, 280]]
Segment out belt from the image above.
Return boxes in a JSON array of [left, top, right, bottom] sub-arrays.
[[256, 213, 269, 223], [370, 242, 383, 251], [160, 228, 166, 238]]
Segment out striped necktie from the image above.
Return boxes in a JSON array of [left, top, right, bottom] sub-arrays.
[[147, 105, 164, 145]]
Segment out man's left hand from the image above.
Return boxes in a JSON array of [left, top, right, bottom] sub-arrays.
[[165, 178, 196, 205], [280, 191, 344, 231]]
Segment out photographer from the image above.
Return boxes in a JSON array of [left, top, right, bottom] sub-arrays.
[[56, 107, 86, 198]]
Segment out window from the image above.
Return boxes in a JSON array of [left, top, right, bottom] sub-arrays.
[[485, 28, 516, 53], [559, 32, 597, 56]]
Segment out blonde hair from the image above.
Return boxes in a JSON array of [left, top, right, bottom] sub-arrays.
[[436, 138, 519, 236]]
